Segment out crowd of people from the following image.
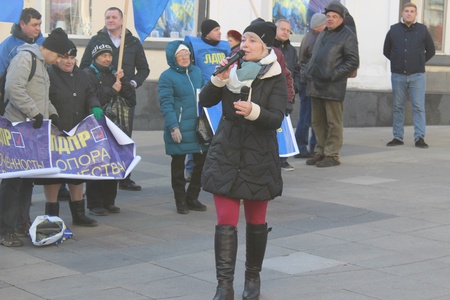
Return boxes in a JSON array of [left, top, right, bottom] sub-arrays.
[[0, 2, 435, 300]]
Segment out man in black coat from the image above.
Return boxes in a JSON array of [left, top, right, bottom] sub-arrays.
[[304, 1, 359, 167], [80, 7, 149, 191], [383, 2, 435, 149]]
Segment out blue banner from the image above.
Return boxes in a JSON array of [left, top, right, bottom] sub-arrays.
[[0, 1, 23, 23], [0, 115, 140, 179], [133, 0, 170, 42], [204, 106, 299, 157]]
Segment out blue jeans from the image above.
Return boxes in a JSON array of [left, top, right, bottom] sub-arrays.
[[391, 73, 426, 141], [295, 82, 316, 153]]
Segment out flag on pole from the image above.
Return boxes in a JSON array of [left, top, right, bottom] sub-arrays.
[[132, 0, 170, 43], [0, 1, 24, 23]]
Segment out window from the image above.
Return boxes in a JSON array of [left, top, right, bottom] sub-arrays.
[[46, 0, 91, 36], [423, 0, 445, 51], [150, 0, 197, 39], [272, 0, 336, 42]]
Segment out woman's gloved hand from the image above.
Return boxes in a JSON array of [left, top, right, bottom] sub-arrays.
[[171, 127, 182, 143], [91, 107, 104, 120], [33, 113, 43, 129]]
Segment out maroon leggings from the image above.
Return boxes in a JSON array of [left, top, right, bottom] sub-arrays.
[[214, 194, 268, 227]]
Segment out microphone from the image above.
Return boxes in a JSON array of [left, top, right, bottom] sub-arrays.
[[240, 86, 250, 102], [212, 50, 245, 76]]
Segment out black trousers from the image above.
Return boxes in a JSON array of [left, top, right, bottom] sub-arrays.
[[0, 178, 33, 234], [86, 180, 118, 209], [171, 152, 207, 201]]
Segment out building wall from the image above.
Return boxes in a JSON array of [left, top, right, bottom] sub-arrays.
[[1, 0, 449, 130]]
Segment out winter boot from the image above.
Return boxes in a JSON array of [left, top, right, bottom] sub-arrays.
[[213, 225, 238, 300], [175, 198, 189, 214], [69, 199, 98, 227], [45, 202, 60, 216], [242, 223, 270, 300]]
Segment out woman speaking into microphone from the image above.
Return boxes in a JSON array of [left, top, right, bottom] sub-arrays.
[[199, 20, 287, 300]]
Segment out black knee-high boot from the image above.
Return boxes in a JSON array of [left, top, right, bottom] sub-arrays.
[[213, 225, 237, 300], [242, 223, 270, 300]]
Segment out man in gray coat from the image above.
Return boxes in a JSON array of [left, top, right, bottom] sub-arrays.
[[304, 1, 359, 167], [0, 28, 70, 247]]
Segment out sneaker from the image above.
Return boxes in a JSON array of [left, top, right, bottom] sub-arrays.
[[316, 156, 341, 168], [119, 179, 142, 191], [281, 160, 294, 171], [386, 138, 404, 146], [105, 205, 120, 213], [415, 138, 429, 149], [89, 207, 108, 216], [294, 152, 314, 159], [1, 233, 24, 247], [16, 223, 31, 237], [187, 199, 207, 211], [306, 154, 324, 166]]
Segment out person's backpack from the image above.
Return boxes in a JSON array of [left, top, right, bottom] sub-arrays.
[[0, 50, 37, 115]]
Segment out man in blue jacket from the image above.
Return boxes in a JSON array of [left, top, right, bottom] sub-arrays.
[[383, 2, 435, 149]]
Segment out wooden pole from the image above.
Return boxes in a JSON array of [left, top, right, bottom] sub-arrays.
[[117, 0, 129, 71], [248, 0, 260, 18]]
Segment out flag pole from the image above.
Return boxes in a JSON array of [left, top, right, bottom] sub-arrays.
[[117, 0, 129, 71], [248, 0, 260, 18]]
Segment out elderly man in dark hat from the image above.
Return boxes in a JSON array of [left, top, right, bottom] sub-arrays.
[[0, 28, 71, 247], [304, 1, 359, 167]]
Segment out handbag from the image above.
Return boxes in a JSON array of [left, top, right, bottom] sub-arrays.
[[196, 107, 213, 145], [103, 94, 131, 136]]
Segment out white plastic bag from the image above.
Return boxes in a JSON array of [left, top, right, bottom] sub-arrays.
[[29, 215, 72, 246]]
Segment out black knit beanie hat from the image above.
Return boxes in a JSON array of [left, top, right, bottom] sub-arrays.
[[91, 43, 113, 60], [243, 21, 276, 47], [201, 19, 220, 37], [42, 28, 71, 56]]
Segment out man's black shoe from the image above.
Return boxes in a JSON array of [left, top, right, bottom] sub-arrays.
[[119, 179, 141, 191], [386, 138, 404, 147], [415, 138, 429, 149]]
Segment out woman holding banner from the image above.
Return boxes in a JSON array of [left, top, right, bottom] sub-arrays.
[[36, 40, 102, 227], [199, 21, 287, 300], [83, 42, 136, 216]]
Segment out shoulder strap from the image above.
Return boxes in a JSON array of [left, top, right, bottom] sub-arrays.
[[24, 50, 37, 82]]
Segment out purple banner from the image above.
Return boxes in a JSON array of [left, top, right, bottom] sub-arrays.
[[0, 115, 140, 179]]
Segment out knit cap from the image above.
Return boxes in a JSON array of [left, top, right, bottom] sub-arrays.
[[91, 43, 113, 59], [310, 13, 326, 28], [42, 28, 71, 56], [243, 21, 276, 47], [175, 44, 190, 56], [201, 19, 220, 37]]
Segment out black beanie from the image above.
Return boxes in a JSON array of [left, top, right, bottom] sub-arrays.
[[201, 19, 220, 37], [67, 40, 77, 57], [243, 21, 276, 47], [91, 43, 113, 60], [324, 1, 346, 19], [42, 28, 70, 56]]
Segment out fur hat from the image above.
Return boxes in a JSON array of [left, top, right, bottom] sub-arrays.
[[175, 44, 190, 56], [201, 19, 220, 37], [42, 28, 70, 56], [324, 1, 346, 19], [243, 21, 276, 47], [310, 13, 327, 28], [91, 43, 113, 60], [227, 30, 242, 41]]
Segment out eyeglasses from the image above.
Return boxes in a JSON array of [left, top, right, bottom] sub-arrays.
[[176, 53, 190, 58]]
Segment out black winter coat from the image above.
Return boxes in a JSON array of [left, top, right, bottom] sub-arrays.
[[199, 60, 286, 201], [79, 28, 149, 90], [305, 23, 359, 101], [383, 22, 435, 75], [83, 63, 136, 109], [48, 65, 100, 131]]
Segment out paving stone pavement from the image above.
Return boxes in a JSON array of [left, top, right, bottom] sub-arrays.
[[2, 126, 450, 299]]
